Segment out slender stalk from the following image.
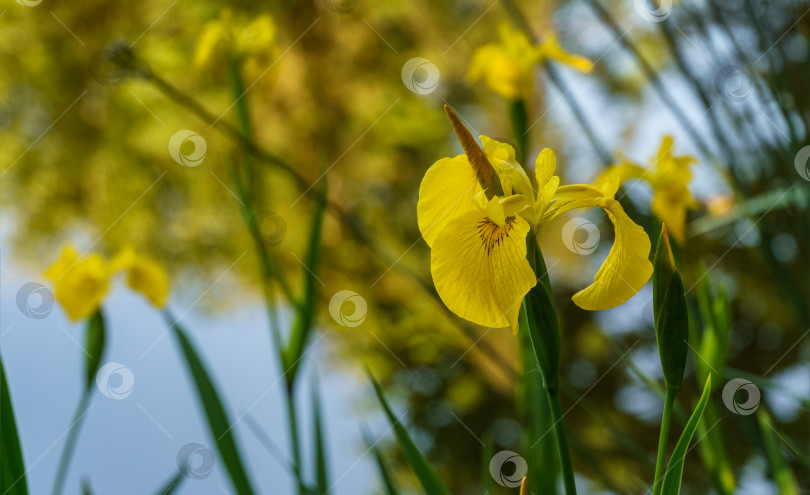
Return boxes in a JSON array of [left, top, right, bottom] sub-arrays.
[[546, 386, 577, 495], [51, 387, 92, 495], [284, 386, 304, 495], [652, 389, 676, 495]]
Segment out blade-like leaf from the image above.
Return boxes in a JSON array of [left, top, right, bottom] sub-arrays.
[[285, 177, 327, 384], [154, 471, 185, 495], [167, 314, 255, 495], [362, 427, 400, 495], [0, 353, 28, 495], [661, 375, 712, 495], [369, 374, 451, 495], [757, 408, 799, 495]]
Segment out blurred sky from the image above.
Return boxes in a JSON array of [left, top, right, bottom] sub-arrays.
[[1, 244, 381, 495]]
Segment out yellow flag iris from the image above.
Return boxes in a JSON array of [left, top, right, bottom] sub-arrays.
[[595, 135, 698, 243], [468, 23, 593, 100], [45, 246, 111, 322], [418, 107, 652, 331], [46, 245, 170, 321]]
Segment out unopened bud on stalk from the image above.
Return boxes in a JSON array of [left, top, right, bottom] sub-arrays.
[[653, 224, 689, 392]]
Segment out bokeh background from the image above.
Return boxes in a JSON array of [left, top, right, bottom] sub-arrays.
[[2, 0, 809, 493]]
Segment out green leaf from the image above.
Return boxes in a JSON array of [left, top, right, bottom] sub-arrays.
[[154, 471, 185, 495], [518, 311, 557, 494], [361, 427, 400, 495], [168, 315, 255, 495], [1, 353, 28, 495], [84, 310, 106, 390], [312, 378, 329, 495], [653, 225, 689, 392], [369, 374, 451, 495], [285, 177, 327, 385], [661, 375, 712, 495], [757, 408, 800, 495]]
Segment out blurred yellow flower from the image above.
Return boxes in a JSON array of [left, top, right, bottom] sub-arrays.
[[468, 23, 592, 100], [596, 136, 698, 242], [194, 9, 278, 75], [112, 247, 170, 308], [417, 107, 652, 331], [45, 246, 111, 322], [45, 245, 170, 321]]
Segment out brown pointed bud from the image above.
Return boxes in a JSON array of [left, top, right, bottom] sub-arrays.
[[443, 105, 503, 196]]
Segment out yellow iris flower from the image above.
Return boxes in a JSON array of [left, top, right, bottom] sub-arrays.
[[418, 107, 652, 331], [46, 245, 170, 321], [45, 246, 111, 322], [596, 135, 698, 243], [468, 23, 593, 100], [194, 9, 278, 73], [112, 247, 170, 308]]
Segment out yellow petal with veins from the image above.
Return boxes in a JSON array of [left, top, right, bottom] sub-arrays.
[[431, 210, 536, 330], [417, 155, 483, 247]]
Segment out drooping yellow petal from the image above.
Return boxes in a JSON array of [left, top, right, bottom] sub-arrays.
[[46, 246, 110, 321], [112, 247, 170, 308], [539, 32, 593, 72], [431, 210, 536, 330], [570, 199, 653, 310], [417, 155, 482, 246], [651, 191, 689, 243], [594, 162, 646, 191]]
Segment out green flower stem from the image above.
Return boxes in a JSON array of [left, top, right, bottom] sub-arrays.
[[653, 389, 677, 495], [546, 386, 577, 495], [508, 98, 529, 165], [51, 387, 92, 495], [284, 386, 305, 495]]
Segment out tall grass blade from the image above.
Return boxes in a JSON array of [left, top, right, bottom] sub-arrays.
[[167, 314, 255, 495], [661, 375, 712, 495], [0, 353, 28, 495], [369, 374, 451, 495]]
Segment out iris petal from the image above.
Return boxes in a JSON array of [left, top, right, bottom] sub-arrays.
[[417, 155, 483, 247], [431, 210, 536, 330]]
